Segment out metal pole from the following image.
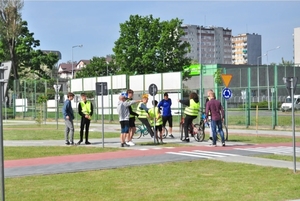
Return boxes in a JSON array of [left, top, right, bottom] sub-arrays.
[[291, 78, 296, 173], [0, 70, 5, 201], [56, 79, 59, 130], [257, 56, 261, 102], [101, 84, 104, 148], [71, 47, 74, 79]]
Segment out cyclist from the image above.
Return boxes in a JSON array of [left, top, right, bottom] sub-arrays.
[[205, 92, 225, 147], [149, 100, 163, 143], [178, 92, 200, 142]]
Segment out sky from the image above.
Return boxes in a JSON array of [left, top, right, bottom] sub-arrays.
[[21, 0, 300, 65]]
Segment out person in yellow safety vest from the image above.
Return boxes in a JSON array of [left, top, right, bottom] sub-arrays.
[[136, 94, 155, 138], [178, 92, 200, 142], [148, 100, 163, 143], [205, 89, 214, 142], [77, 93, 93, 145]]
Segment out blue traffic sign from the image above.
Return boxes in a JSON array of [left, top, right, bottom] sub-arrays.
[[222, 88, 232, 100]]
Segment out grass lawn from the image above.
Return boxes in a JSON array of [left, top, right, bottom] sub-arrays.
[[255, 154, 300, 162], [5, 160, 300, 201], [3, 124, 120, 140]]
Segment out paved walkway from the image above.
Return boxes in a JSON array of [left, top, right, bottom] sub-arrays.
[[3, 120, 300, 178]]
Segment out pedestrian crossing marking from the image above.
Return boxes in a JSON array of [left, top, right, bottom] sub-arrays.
[[166, 150, 239, 159], [234, 146, 300, 154]]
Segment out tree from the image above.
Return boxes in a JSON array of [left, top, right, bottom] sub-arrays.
[[0, 20, 59, 80], [113, 14, 191, 75], [0, 0, 23, 80], [76, 56, 119, 78]]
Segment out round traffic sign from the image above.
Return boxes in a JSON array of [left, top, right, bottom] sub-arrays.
[[222, 88, 232, 100], [148, 84, 158, 96]]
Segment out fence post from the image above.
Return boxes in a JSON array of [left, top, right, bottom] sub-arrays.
[[247, 67, 251, 127]]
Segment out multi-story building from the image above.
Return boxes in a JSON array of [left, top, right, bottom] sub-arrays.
[[232, 33, 261, 65], [181, 25, 232, 64], [294, 27, 300, 66]]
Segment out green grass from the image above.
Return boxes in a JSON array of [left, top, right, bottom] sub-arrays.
[[227, 134, 298, 144], [255, 154, 300, 162], [4, 146, 121, 160], [5, 160, 300, 201], [3, 124, 120, 140]]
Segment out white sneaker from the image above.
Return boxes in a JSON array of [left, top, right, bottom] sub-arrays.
[[127, 141, 135, 146]]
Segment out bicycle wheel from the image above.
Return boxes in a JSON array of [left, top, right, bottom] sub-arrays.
[[216, 123, 228, 142], [193, 123, 205, 142], [223, 123, 228, 141], [162, 126, 168, 139], [135, 126, 143, 139], [180, 124, 184, 140]]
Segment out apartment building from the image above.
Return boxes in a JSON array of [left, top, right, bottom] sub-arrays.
[[294, 27, 300, 66], [181, 25, 232, 64], [232, 33, 261, 65]]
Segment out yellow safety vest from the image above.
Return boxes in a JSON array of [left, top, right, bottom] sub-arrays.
[[80, 101, 92, 116], [184, 99, 200, 116], [136, 102, 148, 118], [148, 107, 162, 126], [127, 98, 136, 118]]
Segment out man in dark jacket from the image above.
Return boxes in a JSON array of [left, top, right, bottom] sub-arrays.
[[62, 92, 75, 145], [205, 92, 225, 147]]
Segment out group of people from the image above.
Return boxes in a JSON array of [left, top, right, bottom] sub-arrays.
[[178, 90, 226, 146], [117, 90, 174, 147], [61, 89, 226, 147], [62, 92, 93, 145]]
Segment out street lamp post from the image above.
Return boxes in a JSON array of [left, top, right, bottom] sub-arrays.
[[71, 44, 83, 79], [266, 46, 280, 110], [257, 56, 262, 102]]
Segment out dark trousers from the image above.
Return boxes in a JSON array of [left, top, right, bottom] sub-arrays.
[[184, 115, 197, 139], [80, 118, 91, 142], [138, 118, 154, 137]]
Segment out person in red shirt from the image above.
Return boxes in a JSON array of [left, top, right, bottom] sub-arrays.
[[205, 92, 225, 146]]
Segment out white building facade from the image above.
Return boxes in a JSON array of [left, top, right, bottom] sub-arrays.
[[294, 27, 300, 66]]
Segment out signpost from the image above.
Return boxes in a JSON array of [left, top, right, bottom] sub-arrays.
[[53, 82, 61, 130], [221, 74, 233, 128], [0, 61, 12, 201], [95, 82, 108, 148], [283, 77, 298, 173], [148, 83, 158, 144]]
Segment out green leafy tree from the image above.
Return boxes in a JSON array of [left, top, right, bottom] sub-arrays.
[[0, 0, 23, 79], [214, 69, 223, 85], [76, 56, 119, 78], [113, 14, 191, 75]]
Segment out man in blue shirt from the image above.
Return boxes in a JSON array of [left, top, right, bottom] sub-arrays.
[[158, 92, 174, 138], [62, 92, 75, 145]]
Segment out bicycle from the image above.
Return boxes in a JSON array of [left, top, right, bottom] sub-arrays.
[[178, 112, 205, 142], [135, 124, 168, 139]]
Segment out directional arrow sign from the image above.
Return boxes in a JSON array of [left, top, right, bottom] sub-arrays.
[[221, 74, 233, 88]]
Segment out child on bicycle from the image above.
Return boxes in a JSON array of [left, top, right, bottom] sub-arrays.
[[178, 92, 200, 142], [149, 100, 163, 143]]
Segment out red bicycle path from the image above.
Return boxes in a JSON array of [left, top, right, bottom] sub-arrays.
[[5, 142, 300, 169]]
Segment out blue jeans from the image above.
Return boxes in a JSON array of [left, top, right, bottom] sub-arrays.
[[210, 120, 225, 145]]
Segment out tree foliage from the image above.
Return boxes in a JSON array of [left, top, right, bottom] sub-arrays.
[[76, 55, 119, 78], [0, 1, 58, 81], [113, 14, 191, 75], [214, 69, 223, 85]]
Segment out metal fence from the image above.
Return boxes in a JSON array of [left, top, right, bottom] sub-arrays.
[[2, 65, 300, 129]]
